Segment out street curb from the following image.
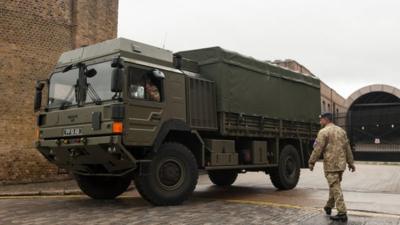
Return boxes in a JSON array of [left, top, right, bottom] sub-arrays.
[[0, 190, 82, 197], [355, 161, 400, 166], [0, 186, 135, 197], [0, 176, 72, 186]]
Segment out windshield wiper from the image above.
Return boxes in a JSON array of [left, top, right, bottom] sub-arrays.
[[87, 83, 102, 105], [58, 85, 75, 110], [59, 100, 72, 110], [59, 63, 99, 107]]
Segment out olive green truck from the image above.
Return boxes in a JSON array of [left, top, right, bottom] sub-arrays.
[[34, 38, 321, 206]]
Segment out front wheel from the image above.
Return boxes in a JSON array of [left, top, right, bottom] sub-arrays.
[[268, 145, 300, 190], [134, 142, 198, 206], [75, 175, 131, 199]]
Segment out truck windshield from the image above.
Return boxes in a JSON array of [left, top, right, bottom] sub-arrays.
[[48, 61, 114, 108]]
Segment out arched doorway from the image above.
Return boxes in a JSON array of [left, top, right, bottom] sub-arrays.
[[345, 85, 400, 161]]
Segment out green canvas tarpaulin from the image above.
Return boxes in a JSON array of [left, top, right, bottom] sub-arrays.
[[178, 47, 321, 123]]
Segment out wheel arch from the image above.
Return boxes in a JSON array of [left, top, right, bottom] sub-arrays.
[[153, 119, 205, 168]]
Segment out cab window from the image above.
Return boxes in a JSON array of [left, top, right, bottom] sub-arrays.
[[128, 67, 164, 102]]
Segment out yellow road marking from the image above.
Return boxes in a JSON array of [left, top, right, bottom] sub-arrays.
[[226, 199, 316, 210]]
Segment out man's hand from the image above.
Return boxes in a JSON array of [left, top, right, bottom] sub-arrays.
[[308, 163, 314, 171], [348, 163, 356, 172]]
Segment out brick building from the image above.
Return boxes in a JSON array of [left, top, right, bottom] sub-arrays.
[[320, 81, 347, 114], [272, 59, 314, 77], [0, 0, 118, 183]]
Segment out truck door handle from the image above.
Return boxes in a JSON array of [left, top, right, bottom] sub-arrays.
[[150, 114, 162, 121]]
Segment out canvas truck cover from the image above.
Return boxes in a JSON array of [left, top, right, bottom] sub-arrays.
[[177, 47, 321, 123]]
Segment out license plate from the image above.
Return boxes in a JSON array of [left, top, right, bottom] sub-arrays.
[[63, 128, 82, 136]]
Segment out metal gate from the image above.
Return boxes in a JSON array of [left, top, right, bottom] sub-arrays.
[[335, 106, 400, 161], [349, 106, 400, 150]]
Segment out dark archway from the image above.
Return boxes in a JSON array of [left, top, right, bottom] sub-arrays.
[[346, 89, 400, 161]]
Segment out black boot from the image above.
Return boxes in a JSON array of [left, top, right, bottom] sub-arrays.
[[330, 213, 348, 222], [323, 206, 332, 215]]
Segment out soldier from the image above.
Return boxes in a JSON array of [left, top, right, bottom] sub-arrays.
[[145, 77, 161, 102], [308, 112, 356, 222]]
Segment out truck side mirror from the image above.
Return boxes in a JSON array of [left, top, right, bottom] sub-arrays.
[[85, 68, 97, 78], [111, 68, 123, 92], [152, 69, 165, 79], [34, 81, 45, 112]]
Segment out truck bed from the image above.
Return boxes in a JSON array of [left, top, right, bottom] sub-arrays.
[[178, 47, 321, 133]]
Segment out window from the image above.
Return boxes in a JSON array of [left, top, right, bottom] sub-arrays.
[[128, 66, 164, 102], [48, 61, 113, 108], [327, 103, 331, 112], [322, 101, 326, 112]]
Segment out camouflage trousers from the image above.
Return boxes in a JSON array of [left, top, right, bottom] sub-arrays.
[[324, 171, 346, 214]]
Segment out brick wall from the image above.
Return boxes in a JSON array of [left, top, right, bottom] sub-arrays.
[[0, 0, 118, 184], [320, 81, 347, 114]]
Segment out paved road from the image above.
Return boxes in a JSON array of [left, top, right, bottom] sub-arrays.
[[1, 196, 399, 225], [0, 163, 399, 225], [195, 163, 400, 215]]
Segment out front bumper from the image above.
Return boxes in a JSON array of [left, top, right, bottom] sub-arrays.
[[35, 135, 136, 176]]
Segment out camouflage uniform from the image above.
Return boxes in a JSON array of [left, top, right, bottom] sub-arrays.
[[308, 123, 354, 214], [146, 83, 160, 102]]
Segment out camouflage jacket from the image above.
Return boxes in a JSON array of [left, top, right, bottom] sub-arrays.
[[309, 123, 354, 172]]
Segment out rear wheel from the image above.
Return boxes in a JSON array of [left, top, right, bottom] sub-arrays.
[[75, 175, 131, 199], [268, 145, 300, 190], [134, 142, 198, 206], [208, 170, 238, 186]]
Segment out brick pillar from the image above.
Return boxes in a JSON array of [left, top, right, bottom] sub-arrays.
[[72, 0, 119, 49], [0, 0, 118, 184]]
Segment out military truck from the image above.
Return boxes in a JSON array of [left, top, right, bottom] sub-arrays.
[[34, 38, 321, 206]]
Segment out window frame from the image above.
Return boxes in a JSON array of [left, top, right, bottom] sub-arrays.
[[126, 63, 166, 104]]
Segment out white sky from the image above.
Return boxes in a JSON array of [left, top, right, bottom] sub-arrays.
[[118, 0, 400, 98]]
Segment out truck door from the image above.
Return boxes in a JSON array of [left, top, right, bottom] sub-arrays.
[[123, 65, 166, 146]]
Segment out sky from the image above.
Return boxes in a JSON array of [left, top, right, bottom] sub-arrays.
[[118, 0, 400, 98]]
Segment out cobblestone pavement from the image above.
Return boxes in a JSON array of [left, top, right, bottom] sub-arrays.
[[1, 163, 400, 225], [0, 196, 399, 225]]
